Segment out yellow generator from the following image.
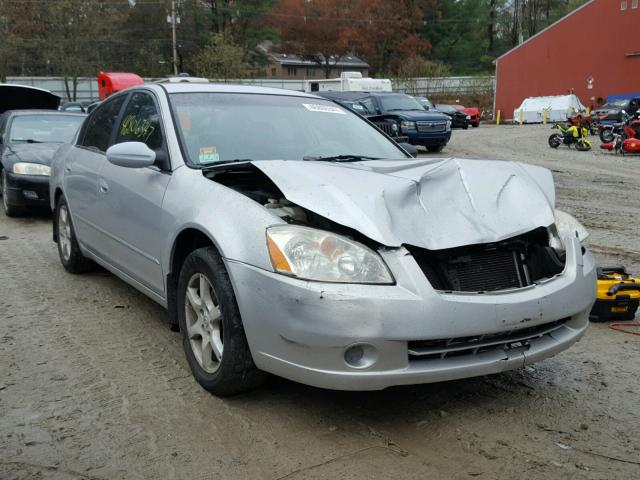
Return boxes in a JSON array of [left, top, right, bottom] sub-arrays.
[[590, 267, 640, 322]]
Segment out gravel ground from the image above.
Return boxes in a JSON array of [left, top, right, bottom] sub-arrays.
[[1, 124, 639, 480]]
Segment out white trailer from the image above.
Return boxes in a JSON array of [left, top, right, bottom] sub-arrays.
[[305, 72, 392, 93]]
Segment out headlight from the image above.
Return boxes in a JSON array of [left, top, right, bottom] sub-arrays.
[[12, 162, 51, 176], [400, 120, 416, 132], [466, 115, 471, 120], [266, 225, 394, 284], [549, 210, 589, 249], [446, 120, 452, 129]]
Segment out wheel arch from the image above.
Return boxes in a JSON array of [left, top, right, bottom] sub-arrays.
[[166, 227, 220, 329]]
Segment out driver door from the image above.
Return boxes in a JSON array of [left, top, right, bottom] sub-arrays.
[[94, 91, 171, 296]]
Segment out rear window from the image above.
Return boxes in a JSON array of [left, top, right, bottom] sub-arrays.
[[9, 114, 85, 144]]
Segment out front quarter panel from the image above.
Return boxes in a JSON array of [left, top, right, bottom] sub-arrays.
[[161, 166, 284, 274]]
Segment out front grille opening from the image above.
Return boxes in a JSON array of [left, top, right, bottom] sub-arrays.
[[408, 318, 568, 361], [407, 228, 566, 293]]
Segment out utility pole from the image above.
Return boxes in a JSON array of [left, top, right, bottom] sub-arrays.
[[171, 0, 178, 75]]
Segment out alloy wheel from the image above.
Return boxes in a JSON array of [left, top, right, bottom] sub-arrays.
[[58, 205, 72, 262], [185, 273, 223, 373]]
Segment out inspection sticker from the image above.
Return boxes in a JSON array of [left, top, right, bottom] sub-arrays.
[[302, 103, 346, 114], [199, 146, 219, 163]]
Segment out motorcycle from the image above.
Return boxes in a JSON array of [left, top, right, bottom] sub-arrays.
[[548, 123, 591, 151], [600, 113, 640, 155], [599, 110, 640, 143]]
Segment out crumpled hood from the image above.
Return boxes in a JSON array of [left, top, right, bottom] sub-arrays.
[[253, 158, 556, 250], [3, 142, 61, 166]]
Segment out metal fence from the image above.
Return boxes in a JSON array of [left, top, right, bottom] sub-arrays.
[[5, 75, 495, 102]]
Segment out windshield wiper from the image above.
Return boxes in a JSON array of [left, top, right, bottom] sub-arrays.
[[13, 138, 44, 143], [303, 154, 381, 162], [200, 158, 253, 168]]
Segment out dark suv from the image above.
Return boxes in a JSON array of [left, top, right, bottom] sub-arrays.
[[318, 92, 452, 152], [593, 97, 640, 124]]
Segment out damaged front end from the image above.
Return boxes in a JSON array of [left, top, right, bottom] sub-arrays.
[[203, 157, 596, 390]]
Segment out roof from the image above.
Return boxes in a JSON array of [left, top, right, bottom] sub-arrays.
[[496, 0, 594, 61], [5, 110, 85, 117], [269, 53, 369, 68], [156, 83, 319, 98]]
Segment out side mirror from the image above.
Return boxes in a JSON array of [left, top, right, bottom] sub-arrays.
[[399, 142, 418, 158], [106, 142, 156, 168]]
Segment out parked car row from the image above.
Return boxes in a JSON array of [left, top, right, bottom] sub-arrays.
[[0, 82, 596, 398]]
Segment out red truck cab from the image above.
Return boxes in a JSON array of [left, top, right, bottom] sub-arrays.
[[98, 72, 144, 100]]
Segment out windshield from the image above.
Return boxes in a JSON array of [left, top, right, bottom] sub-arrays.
[[436, 104, 456, 113], [9, 114, 85, 143], [452, 105, 465, 111], [601, 99, 628, 109], [378, 95, 424, 112], [169, 93, 409, 165]]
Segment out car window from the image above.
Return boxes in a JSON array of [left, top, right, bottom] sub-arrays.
[[358, 98, 377, 114], [170, 93, 408, 165], [8, 115, 85, 143], [114, 92, 164, 151], [0, 114, 7, 140], [379, 95, 424, 112], [81, 95, 126, 152]]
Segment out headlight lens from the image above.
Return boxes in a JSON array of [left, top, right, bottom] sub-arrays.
[[266, 225, 394, 284], [550, 210, 589, 249], [466, 115, 471, 120], [400, 120, 416, 132], [446, 120, 452, 129], [12, 162, 51, 176]]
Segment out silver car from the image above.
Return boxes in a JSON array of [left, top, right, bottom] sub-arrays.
[[50, 83, 596, 395]]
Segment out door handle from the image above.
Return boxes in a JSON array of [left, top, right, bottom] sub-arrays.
[[65, 167, 72, 173], [98, 179, 109, 194]]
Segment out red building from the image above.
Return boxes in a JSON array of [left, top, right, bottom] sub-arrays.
[[494, 0, 640, 119]]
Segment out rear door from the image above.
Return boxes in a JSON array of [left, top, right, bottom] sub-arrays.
[[64, 94, 127, 251], [93, 90, 171, 296]]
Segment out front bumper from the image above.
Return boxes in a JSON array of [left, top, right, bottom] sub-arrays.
[[226, 237, 596, 391], [405, 130, 451, 147], [4, 171, 50, 208]]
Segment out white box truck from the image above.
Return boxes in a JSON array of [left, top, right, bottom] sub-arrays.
[[305, 72, 392, 93]]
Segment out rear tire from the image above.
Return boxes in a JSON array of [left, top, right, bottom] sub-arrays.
[[548, 134, 562, 149], [1, 169, 23, 217], [472, 122, 479, 128], [56, 195, 93, 273], [177, 247, 266, 396], [426, 144, 445, 153]]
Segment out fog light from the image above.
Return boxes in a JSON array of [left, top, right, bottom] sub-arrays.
[[23, 190, 38, 199], [344, 343, 377, 369]]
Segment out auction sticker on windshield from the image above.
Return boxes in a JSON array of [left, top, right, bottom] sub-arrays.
[[302, 103, 346, 114], [199, 146, 219, 163]]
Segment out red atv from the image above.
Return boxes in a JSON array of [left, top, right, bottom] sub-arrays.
[[600, 111, 640, 155]]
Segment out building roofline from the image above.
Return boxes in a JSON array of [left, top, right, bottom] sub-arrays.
[[495, 0, 595, 62]]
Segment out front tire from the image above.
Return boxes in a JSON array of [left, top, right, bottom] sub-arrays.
[[56, 195, 93, 273], [177, 247, 266, 396], [599, 129, 614, 143], [426, 144, 445, 153], [576, 139, 591, 151], [1, 169, 22, 217]]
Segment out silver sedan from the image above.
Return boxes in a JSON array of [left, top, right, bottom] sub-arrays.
[[50, 83, 596, 395]]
